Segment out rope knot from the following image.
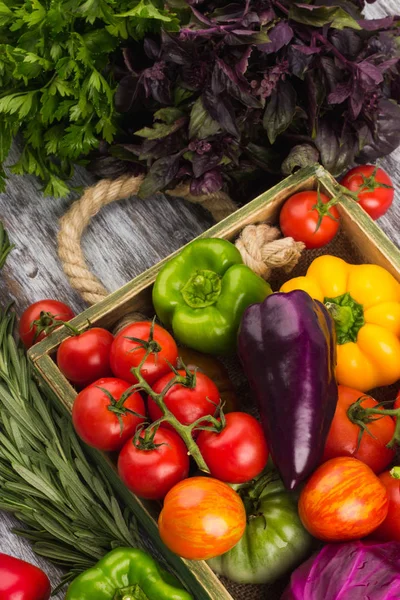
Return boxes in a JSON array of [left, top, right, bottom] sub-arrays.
[[236, 223, 305, 280]]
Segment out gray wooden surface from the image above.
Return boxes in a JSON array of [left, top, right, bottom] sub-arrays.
[[0, 1, 399, 594]]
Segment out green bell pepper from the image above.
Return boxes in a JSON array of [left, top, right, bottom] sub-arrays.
[[152, 238, 272, 355], [65, 548, 193, 600]]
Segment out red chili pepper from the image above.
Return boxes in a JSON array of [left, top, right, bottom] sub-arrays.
[[0, 553, 51, 600]]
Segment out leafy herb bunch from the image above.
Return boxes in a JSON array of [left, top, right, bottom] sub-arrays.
[[0, 0, 179, 196], [101, 0, 400, 200]]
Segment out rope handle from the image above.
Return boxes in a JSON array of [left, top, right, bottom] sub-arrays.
[[57, 174, 304, 306]]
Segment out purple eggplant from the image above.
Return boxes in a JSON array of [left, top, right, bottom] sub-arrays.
[[238, 290, 338, 490]]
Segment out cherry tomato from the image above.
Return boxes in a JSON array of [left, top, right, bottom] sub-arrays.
[[118, 428, 189, 500], [322, 385, 395, 474], [72, 377, 145, 452], [148, 370, 220, 431], [299, 457, 388, 542], [158, 477, 246, 560], [197, 412, 268, 483], [19, 300, 74, 348], [57, 328, 113, 387], [279, 190, 340, 249], [341, 165, 394, 220], [110, 321, 178, 385], [372, 469, 400, 542]]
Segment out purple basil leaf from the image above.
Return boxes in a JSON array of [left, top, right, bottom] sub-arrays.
[[235, 47, 252, 75], [306, 71, 325, 136], [359, 98, 400, 161], [144, 38, 160, 61], [315, 120, 356, 175], [378, 58, 400, 74], [349, 80, 365, 119], [192, 149, 222, 177], [189, 96, 221, 139], [319, 56, 344, 92], [291, 44, 321, 55], [328, 80, 352, 104], [259, 21, 293, 54], [190, 6, 214, 26], [190, 169, 223, 195], [161, 30, 191, 65], [357, 60, 384, 85], [203, 90, 239, 138], [330, 28, 363, 58], [212, 58, 262, 108], [263, 80, 297, 144], [210, 3, 248, 23], [245, 142, 280, 173], [358, 16, 395, 31], [288, 46, 313, 79], [138, 151, 182, 198]]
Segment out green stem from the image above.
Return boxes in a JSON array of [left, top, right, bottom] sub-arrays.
[[348, 398, 400, 449], [390, 466, 400, 480], [130, 351, 211, 473]]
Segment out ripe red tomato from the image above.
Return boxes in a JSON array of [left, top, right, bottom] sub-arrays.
[[118, 428, 189, 500], [279, 190, 340, 249], [110, 321, 178, 385], [299, 457, 388, 542], [19, 299, 74, 348], [72, 377, 145, 452], [57, 328, 113, 387], [148, 370, 220, 431], [322, 385, 395, 473], [197, 412, 268, 483], [341, 165, 394, 220], [372, 469, 400, 542], [158, 476, 246, 560]]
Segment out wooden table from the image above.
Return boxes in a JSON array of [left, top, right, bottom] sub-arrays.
[[0, 2, 399, 593]]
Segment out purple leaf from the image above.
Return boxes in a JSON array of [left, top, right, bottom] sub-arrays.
[[235, 47, 252, 75], [259, 21, 294, 54], [161, 31, 190, 65], [315, 120, 357, 175], [291, 44, 321, 55], [192, 149, 222, 177], [328, 80, 352, 104], [115, 75, 140, 112], [263, 80, 297, 144], [203, 90, 239, 138], [288, 46, 313, 79], [190, 169, 223, 195], [330, 29, 363, 58], [138, 151, 183, 198], [359, 98, 400, 161], [212, 58, 262, 108], [144, 39, 160, 61], [357, 60, 384, 85], [358, 16, 395, 30]]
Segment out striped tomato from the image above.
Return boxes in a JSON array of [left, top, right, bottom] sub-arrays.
[[158, 477, 246, 560], [299, 457, 388, 542]]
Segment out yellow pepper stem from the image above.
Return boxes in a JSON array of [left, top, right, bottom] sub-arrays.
[[324, 292, 365, 344]]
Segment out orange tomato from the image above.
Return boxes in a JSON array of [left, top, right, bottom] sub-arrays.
[[322, 385, 395, 473], [158, 477, 246, 560], [299, 457, 388, 542]]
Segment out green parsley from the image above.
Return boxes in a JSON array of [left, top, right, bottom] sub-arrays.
[[0, 0, 179, 196]]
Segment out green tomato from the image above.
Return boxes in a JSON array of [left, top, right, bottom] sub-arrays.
[[207, 473, 312, 584]]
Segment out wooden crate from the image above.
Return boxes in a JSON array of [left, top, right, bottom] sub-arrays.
[[29, 164, 400, 600]]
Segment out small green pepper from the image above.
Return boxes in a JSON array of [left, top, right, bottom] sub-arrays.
[[153, 238, 272, 355], [65, 548, 193, 600]]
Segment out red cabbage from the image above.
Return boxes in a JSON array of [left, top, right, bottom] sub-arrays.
[[282, 540, 400, 600]]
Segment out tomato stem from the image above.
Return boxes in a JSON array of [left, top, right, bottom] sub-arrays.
[[347, 397, 400, 449], [129, 348, 211, 472], [32, 311, 80, 341]]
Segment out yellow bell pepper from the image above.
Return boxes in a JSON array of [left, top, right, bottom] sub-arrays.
[[280, 255, 400, 391]]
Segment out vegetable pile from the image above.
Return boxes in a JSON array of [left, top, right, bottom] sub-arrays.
[[1, 0, 400, 198]]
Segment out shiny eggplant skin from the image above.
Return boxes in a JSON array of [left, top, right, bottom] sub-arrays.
[[238, 290, 338, 490]]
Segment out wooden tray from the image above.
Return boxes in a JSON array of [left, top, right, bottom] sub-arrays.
[[29, 164, 400, 600]]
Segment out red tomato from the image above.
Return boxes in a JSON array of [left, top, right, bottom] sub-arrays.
[[372, 469, 400, 542], [148, 370, 220, 431], [299, 457, 388, 542], [19, 300, 74, 348], [279, 190, 340, 249], [0, 552, 51, 600], [158, 477, 246, 560], [197, 412, 268, 483], [57, 328, 113, 387], [118, 428, 189, 500], [341, 165, 394, 220], [110, 321, 178, 385], [72, 377, 145, 452], [322, 385, 395, 473]]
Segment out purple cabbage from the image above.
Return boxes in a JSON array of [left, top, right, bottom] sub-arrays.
[[282, 541, 400, 600], [92, 0, 400, 200]]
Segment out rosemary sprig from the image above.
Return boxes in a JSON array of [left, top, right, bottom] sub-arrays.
[[0, 307, 139, 589], [0, 222, 14, 270]]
